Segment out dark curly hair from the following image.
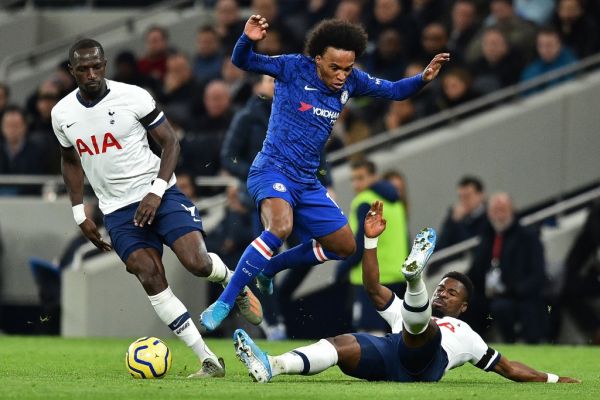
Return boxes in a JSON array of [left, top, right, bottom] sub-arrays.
[[305, 19, 368, 58]]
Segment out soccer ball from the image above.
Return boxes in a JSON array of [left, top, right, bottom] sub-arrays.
[[126, 336, 172, 379]]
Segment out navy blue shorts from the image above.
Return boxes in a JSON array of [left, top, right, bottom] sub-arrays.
[[246, 168, 348, 240], [350, 329, 448, 382], [104, 186, 204, 263]]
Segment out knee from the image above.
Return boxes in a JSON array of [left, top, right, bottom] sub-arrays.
[[180, 251, 212, 277], [125, 253, 165, 289], [333, 238, 356, 259], [266, 218, 293, 241]]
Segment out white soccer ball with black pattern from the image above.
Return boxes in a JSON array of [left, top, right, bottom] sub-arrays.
[[125, 336, 172, 379]]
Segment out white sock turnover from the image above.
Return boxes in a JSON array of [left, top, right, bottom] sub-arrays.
[[269, 339, 338, 377]]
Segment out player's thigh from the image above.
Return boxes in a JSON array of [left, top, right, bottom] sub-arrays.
[[248, 169, 296, 236], [154, 186, 206, 248], [104, 203, 163, 265], [328, 334, 361, 373], [293, 182, 349, 244]]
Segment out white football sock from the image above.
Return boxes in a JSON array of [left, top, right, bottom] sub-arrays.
[[269, 339, 338, 377], [206, 252, 232, 286], [402, 276, 431, 334], [148, 287, 216, 362]]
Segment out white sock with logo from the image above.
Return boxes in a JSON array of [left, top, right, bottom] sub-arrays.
[[402, 277, 431, 334], [206, 252, 232, 287], [148, 287, 216, 362], [268, 339, 338, 377]]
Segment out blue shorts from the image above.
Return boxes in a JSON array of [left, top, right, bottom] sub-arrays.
[[350, 329, 448, 382], [104, 186, 204, 263], [246, 168, 347, 240]]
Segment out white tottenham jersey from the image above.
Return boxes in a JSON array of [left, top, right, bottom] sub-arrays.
[[379, 294, 501, 373], [51, 79, 176, 214]]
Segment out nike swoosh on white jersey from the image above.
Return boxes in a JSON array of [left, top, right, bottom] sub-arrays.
[[304, 85, 318, 91]]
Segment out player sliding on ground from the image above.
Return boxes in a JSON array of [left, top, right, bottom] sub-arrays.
[[233, 201, 579, 384], [52, 38, 263, 378], [200, 14, 450, 331]]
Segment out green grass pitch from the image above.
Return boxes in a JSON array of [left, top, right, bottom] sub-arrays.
[[0, 336, 598, 400]]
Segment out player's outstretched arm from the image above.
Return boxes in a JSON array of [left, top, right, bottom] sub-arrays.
[[362, 201, 394, 309], [60, 146, 111, 251], [493, 355, 580, 383], [422, 53, 451, 82], [134, 120, 180, 227]]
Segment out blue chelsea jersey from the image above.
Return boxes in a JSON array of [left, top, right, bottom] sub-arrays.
[[232, 33, 426, 183]]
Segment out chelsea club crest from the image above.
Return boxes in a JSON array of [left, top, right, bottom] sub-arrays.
[[340, 90, 349, 105]]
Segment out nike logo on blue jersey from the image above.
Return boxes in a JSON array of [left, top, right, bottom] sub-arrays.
[[304, 85, 318, 91]]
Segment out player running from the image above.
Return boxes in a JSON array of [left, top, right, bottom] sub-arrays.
[[200, 15, 450, 331], [234, 201, 579, 384], [51, 39, 262, 378]]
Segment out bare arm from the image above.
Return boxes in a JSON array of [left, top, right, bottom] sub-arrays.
[[362, 201, 394, 310], [134, 119, 180, 227], [493, 355, 580, 383], [60, 146, 111, 251]]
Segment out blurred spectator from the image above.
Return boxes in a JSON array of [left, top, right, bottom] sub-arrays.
[[221, 75, 274, 182], [160, 52, 204, 125], [468, 27, 524, 95], [255, 28, 284, 56], [382, 169, 409, 217], [561, 200, 600, 345], [0, 83, 10, 121], [214, 0, 248, 52], [251, 0, 302, 52], [411, 0, 450, 28], [551, 0, 600, 59], [520, 27, 578, 91], [137, 25, 172, 81], [366, 0, 420, 59], [176, 171, 200, 202], [515, 0, 556, 25], [112, 50, 160, 94], [52, 61, 77, 98], [29, 80, 62, 174], [193, 25, 225, 84], [0, 106, 46, 194], [363, 28, 408, 81], [437, 175, 487, 251], [467, 0, 537, 63], [336, 159, 408, 334], [447, 0, 481, 66], [423, 68, 479, 116], [373, 99, 416, 135], [220, 56, 254, 107], [194, 79, 234, 136], [466, 192, 547, 343], [334, 0, 364, 24], [417, 22, 451, 65]]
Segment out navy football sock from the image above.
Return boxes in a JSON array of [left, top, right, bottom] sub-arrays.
[[219, 231, 282, 306]]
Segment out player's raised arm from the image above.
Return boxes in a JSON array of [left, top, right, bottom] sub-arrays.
[[60, 145, 112, 252], [361, 201, 394, 309], [133, 119, 180, 228], [493, 354, 580, 383], [231, 15, 288, 78]]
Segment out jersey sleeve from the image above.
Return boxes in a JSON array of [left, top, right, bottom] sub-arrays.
[[468, 328, 502, 372], [51, 107, 72, 148], [377, 293, 404, 333], [350, 68, 427, 101], [129, 86, 165, 130], [231, 33, 293, 81]]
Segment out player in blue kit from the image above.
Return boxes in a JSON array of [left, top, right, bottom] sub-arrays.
[[200, 15, 450, 331]]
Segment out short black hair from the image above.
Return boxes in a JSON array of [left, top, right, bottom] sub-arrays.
[[442, 271, 474, 302], [351, 159, 376, 175], [305, 19, 368, 58], [458, 175, 484, 192], [69, 38, 104, 65]]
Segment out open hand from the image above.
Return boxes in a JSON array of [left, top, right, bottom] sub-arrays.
[[244, 14, 269, 41], [134, 193, 161, 227], [79, 219, 112, 251], [422, 53, 450, 82], [364, 201, 386, 238]]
